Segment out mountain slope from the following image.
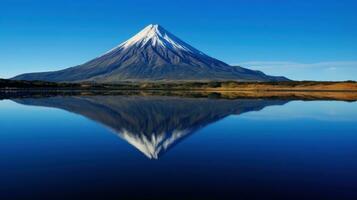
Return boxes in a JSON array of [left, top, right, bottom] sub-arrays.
[[13, 24, 289, 82]]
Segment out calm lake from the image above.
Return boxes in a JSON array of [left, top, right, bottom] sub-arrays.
[[1, 95, 357, 199]]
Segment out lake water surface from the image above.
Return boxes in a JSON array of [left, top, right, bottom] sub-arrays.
[[0, 95, 357, 199]]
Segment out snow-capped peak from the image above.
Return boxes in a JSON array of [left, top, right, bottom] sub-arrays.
[[106, 24, 204, 55], [119, 24, 162, 48]]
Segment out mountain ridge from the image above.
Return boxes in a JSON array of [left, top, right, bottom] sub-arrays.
[[13, 24, 289, 83]]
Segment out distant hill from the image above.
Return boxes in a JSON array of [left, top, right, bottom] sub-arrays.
[[12, 24, 288, 83]]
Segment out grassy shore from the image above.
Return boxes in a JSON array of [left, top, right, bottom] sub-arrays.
[[1, 78, 357, 91], [1, 78, 357, 101], [1, 89, 357, 101]]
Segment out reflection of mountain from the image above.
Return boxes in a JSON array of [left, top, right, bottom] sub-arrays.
[[14, 96, 288, 159]]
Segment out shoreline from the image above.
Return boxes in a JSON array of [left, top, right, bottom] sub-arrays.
[[1, 79, 357, 102], [1, 89, 357, 101], [2, 79, 357, 91]]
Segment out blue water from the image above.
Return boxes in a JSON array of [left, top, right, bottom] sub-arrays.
[[0, 96, 356, 199]]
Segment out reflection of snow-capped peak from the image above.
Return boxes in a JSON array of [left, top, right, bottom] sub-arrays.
[[114, 128, 191, 159]]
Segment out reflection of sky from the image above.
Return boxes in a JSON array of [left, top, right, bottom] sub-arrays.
[[237, 101, 357, 122]]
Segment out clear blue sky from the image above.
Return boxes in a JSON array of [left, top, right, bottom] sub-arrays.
[[1, 0, 357, 80]]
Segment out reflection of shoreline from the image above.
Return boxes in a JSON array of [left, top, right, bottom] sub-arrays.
[[13, 96, 288, 159], [1, 90, 357, 101]]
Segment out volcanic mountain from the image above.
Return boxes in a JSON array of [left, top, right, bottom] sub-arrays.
[[13, 24, 288, 82]]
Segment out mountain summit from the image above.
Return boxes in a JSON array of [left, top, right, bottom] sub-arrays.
[[110, 24, 204, 55], [13, 24, 288, 82]]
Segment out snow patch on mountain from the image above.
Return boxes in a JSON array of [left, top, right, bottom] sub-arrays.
[[105, 24, 205, 55]]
